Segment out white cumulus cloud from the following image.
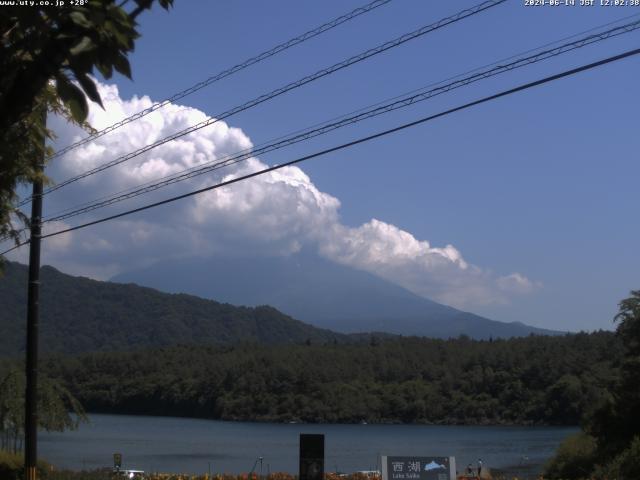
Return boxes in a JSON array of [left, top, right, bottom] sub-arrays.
[[5, 81, 538, 308]]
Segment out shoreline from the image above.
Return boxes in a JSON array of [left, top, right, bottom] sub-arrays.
[[77, 410, 580, 429]]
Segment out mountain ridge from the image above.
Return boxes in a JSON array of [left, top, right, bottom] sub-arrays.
[[111, 251, 561, 339]]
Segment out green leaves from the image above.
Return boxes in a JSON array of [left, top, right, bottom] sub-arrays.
[[0, 0, 176, 251], [113, 52, 132, 79], [95, 61, 113, 79], [55, 74, 89, 123], [615, 290, 640, 355], [69, 10, 92, 29], [0, 367, 87, 452], [76, 73, 103, 108], [69, 35, 95, 56]]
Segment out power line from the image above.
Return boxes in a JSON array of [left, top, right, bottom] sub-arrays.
[[4, 46, 638, 257], [48, 0, 393, 160], [28, 0, 506, 203], [41, 18, 640, 224], [48, 11, 640, 220], [8, 14, 640, 241]]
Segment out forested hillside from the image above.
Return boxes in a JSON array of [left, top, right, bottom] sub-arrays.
[[38, 331, 619, 426], [0, 261, 346, 355]]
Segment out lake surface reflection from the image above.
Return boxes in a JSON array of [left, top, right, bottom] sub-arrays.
[[40, 414, 577, 475]]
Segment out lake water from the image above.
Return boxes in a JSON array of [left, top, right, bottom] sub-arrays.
[[40, 414, 577, 476]]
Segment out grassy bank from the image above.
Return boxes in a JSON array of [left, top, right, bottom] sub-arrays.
[[0, 455, 543, 480]]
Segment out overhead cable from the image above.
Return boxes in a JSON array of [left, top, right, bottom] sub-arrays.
[[49, 0, 394, 160], [42, 18, 640, 224], [31, 0, 506, 202], [3, 46, 638, 257]]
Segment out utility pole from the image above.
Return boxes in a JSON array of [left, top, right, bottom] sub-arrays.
[[25, 106, 46, 480]]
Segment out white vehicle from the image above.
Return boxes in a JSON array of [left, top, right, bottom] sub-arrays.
[[113, 469, 145, 479], [357, 470, 381, 478]]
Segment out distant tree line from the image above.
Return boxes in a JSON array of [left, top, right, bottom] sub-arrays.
[[34, 331, 620, 426]]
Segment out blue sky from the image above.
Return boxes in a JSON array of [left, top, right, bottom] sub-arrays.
[[11, 0, 640, 331]]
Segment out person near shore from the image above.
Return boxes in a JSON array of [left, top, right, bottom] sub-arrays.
[[477, 459, 483, 476]]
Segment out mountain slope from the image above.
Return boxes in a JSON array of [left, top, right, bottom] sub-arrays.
[[112, 251, 560, 339], [0, 261, 346, 356]]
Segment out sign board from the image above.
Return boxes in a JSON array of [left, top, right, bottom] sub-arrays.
[[113, 453, 122, 470], [299, 434, 324, 480], [381, 456, 456, 480]]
